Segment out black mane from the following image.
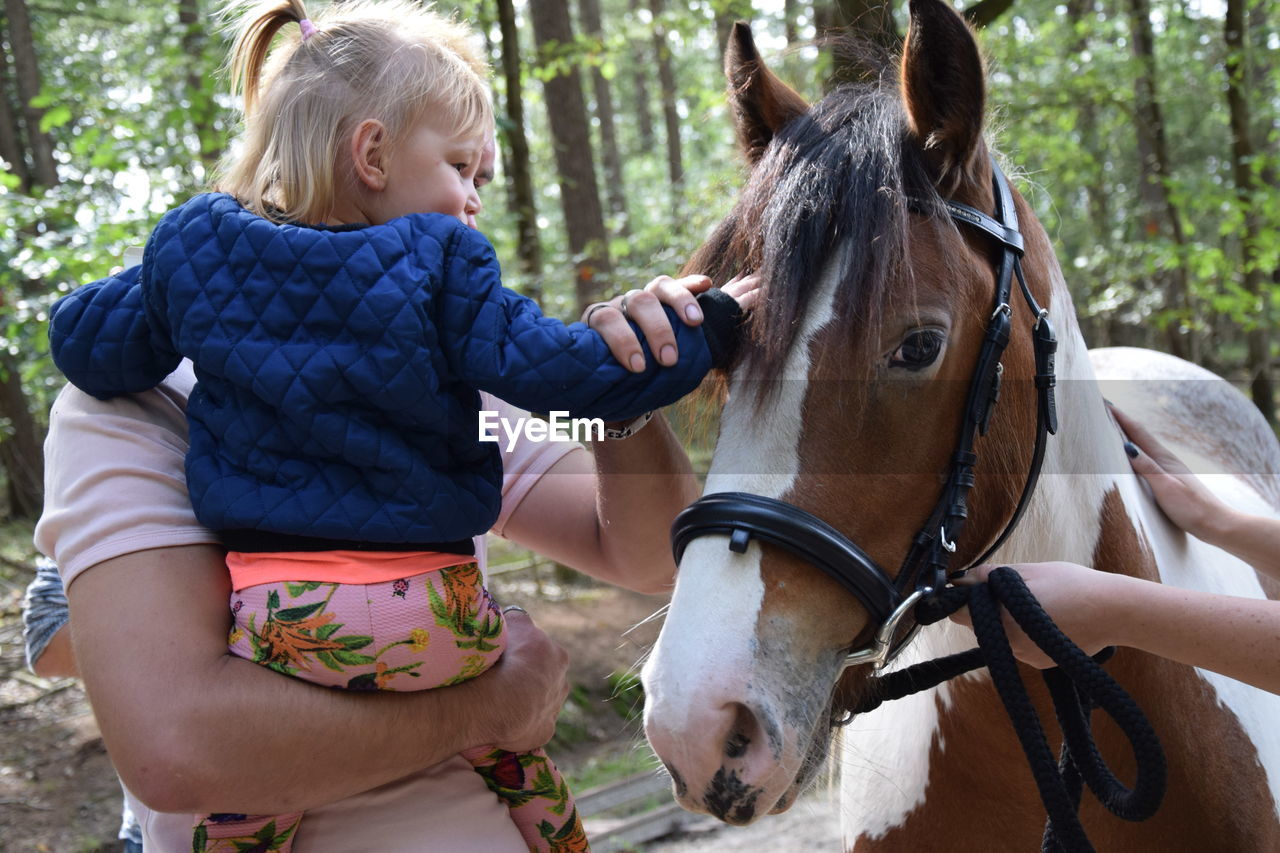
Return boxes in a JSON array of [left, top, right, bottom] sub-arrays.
[[688, 68, 942, 383]]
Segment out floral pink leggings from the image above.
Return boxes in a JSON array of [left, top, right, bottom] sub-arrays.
[[194, 561, 588, 853]]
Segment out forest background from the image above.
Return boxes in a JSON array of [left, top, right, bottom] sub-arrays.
[[1, 0, 1278, 522], [0, 0, 1277, 847]]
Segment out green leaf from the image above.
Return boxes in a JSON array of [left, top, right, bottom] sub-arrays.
[[316, 650, 343, 672], [39, 105, 73, 133], [285, 580, 322, 597], [337, 634, 373, 650], [332, 649, 377, 665], [274, 601, 325, 621]]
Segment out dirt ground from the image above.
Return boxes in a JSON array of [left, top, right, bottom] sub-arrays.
[[0, 564, 841, 852]]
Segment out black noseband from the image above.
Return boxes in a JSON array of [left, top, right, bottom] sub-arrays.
[[671, 492, 898, 626]]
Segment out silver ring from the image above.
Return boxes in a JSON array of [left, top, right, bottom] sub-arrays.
[[619, 292, 633, 319], [583, 303, 612, 326], [502, 604, 527, 615]]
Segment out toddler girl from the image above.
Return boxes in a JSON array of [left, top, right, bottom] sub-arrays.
[[49, 1, 744, 851]]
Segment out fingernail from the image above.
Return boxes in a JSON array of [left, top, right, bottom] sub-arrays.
[[1124, 442, 1139, 459], [629, 353, 645, 372], [660, 345, 676, 365], [685, 304, 702, 322]]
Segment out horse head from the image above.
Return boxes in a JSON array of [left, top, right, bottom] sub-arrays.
[[642, 0, 1069, 824]]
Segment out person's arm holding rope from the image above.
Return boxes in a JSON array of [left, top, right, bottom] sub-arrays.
[[953, 409, 1280, 695], [956, 561, 1280, 694]]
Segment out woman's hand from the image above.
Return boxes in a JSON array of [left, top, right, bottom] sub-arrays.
[[949, 562, 1133, 668], [1110, 405, 1235, 542], [583, 273, 760, 372]]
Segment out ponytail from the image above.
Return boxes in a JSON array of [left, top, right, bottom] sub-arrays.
[[228, 0, 309, 118]]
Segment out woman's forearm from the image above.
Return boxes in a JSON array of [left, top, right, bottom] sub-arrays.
[[1109, 574, 1280, 694], [503, 415, 698, 594], [69, 545, 565, 814], [589, 413, 699, 593], [1201, 509, 1280, 582]]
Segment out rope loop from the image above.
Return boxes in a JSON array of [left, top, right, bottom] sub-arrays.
[[835, 567, 1166, 853]]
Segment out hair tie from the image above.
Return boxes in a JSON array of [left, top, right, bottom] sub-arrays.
[[299, 18, 317, 41]]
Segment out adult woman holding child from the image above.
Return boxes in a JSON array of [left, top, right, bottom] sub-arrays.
[[37, 1, 755, 850]]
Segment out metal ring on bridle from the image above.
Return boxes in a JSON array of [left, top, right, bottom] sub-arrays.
[[841, 585, 934, 671], [940, 526, 957, 554], [992, 302, 1012, 320]]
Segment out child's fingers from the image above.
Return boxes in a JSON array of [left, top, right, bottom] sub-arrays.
[[720, 273, 761, 299]]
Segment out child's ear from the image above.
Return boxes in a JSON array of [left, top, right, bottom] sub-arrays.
[[350, 119, 390, 191]]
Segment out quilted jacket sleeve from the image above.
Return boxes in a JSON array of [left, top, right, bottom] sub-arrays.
[[435, 225, 713, 423], [48, 265, 181, 401]]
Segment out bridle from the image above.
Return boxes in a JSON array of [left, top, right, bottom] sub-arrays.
[[671, 156, 1060, 670], [669, 158, 1168, 851]]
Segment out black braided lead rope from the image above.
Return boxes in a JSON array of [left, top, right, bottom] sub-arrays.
[[837, 567, 1166, 853]]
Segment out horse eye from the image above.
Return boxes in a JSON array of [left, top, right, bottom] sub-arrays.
[[888, 329, 944, 371]]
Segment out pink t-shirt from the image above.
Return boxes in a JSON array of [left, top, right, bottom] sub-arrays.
[[34, 361, 579, 852]]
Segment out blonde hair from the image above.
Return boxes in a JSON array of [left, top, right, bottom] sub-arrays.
[[217, 0, 492, 223]]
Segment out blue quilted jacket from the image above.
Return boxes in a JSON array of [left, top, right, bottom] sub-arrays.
[[50, 194, 730, 549]]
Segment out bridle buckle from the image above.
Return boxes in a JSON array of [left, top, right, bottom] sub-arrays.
[[841, 585, 933, 671]]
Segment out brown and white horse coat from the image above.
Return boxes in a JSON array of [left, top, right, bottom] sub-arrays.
[[641, 2, 1280, 849]]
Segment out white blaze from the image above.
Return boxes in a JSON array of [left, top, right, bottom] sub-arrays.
[[643, 256, 843, 735]]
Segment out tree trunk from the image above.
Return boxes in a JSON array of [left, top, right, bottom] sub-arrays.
[[495, 0, 543, 289], [827, 0, 899, 83], [963, 0, 1016, 28], [578, 0, 629, 236], [714, 0, 756, 59], [1125, 0, 1194, 362], [648, 0, 684, 214], [0, 36, 30, 191], [4, 0, 56, 188], [784, 0, 799, 44], [834, 0, 898, 45], [627, 0, 656, 154], [0, 351, 42, 519], [1225, 0, 1273, 424], [529, 0, 611, 311], [177, 0, 220, 178]]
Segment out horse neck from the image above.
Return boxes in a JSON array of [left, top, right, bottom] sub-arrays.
[[987, 272, 1153, 576]]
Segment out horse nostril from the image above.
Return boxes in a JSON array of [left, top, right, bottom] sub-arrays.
[[724, 702, 763, 760], [725, 730, 750, 759], [661, 760, 688, 798]]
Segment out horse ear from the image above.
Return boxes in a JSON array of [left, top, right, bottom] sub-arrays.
[[901, 0, 986, 190], [726, 22, 810, 164]]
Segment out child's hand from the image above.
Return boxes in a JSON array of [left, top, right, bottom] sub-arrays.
[[583, 273, 760, 373]]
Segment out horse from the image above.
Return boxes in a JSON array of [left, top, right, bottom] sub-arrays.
[[639, 1, 1280, 849]]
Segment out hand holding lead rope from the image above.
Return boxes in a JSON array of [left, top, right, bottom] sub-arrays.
[[836, 567, 1167, 853]]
